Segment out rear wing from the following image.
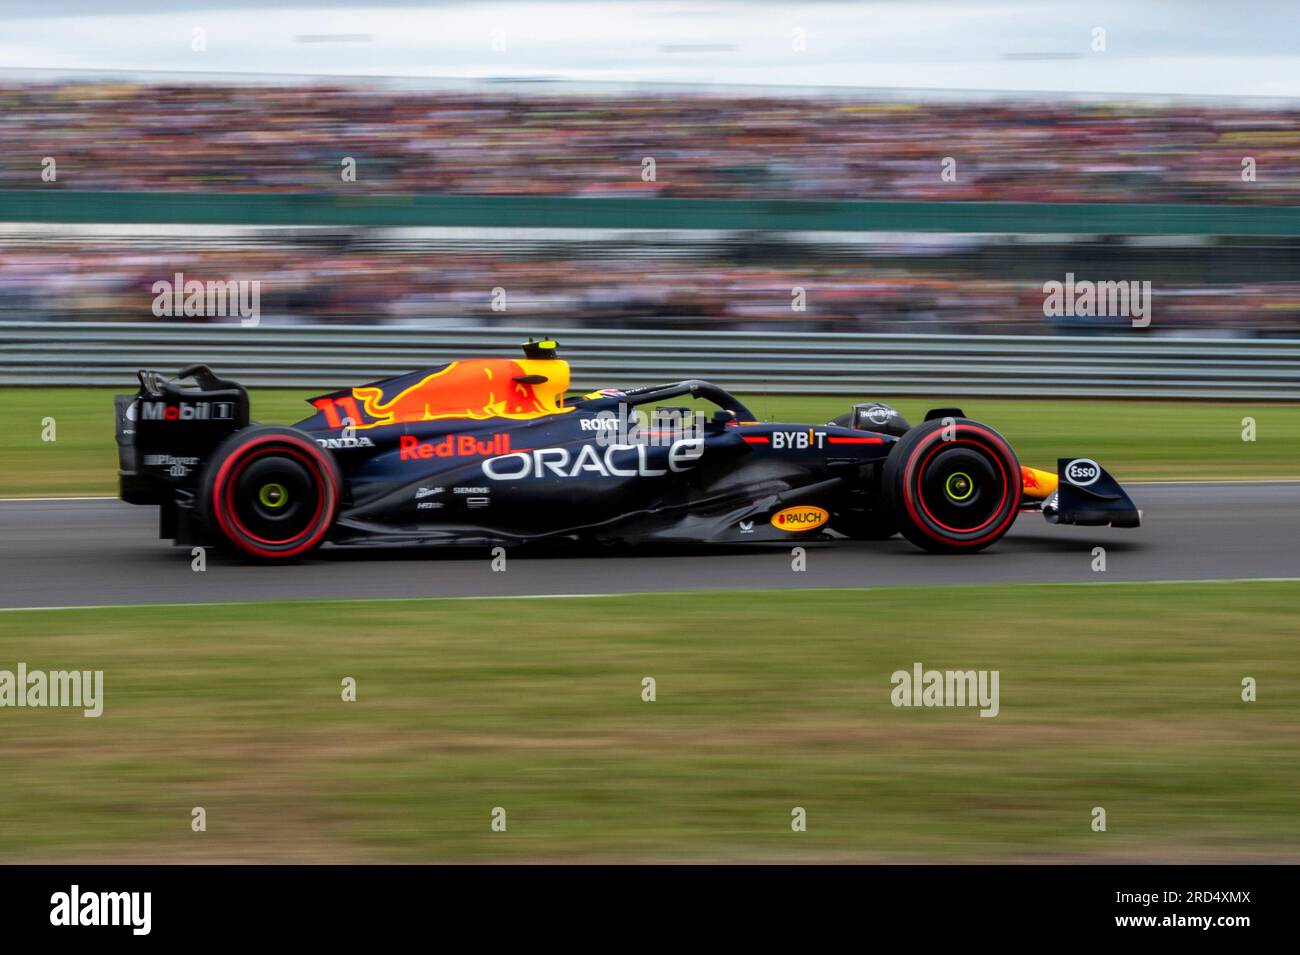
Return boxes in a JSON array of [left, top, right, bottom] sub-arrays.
[[116, 366, 249, 504]]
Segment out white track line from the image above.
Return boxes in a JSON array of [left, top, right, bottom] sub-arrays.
[[2, 577, 1298, 613], [0, 496, 118, 502], [1127, 479, 1300, 486]]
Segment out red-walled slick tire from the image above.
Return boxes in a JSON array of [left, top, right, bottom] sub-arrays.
[[882, 417, 1020, 553], [200, 425, 340, 561]]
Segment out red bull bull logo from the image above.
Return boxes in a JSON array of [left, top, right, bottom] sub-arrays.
[[1020, 465, 1060, 500], [350, 359, 571, 426]]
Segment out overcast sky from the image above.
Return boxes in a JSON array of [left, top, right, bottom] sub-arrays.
[[1, 1, 1298, 98]]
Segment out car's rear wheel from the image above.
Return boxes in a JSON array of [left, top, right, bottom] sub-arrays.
[[882, 417, 1020, 553], [201, 425, 340, 561]]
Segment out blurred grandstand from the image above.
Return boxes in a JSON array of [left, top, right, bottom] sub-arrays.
[[3, 226, 1299, 336], [5, 81, 1300, 202], [2, 78, 1299, 338]]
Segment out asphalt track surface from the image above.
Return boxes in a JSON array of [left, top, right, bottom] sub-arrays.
[[1, 482, 1297, 610]]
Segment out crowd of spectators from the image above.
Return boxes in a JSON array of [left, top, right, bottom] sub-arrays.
[[3, 81, 1299, 204], [3, 80, 1296, 337], [4, 237, 1297, 337]]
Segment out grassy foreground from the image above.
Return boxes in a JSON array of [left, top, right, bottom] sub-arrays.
[[1, 388, 1298, 497], [0, 581, 1296, 862]]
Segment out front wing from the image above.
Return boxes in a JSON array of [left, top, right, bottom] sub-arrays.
[[1021, 457, 1141, 528]]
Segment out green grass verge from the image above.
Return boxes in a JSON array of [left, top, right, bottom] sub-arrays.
[[1, 388, 1297, 498], [0, 581, 1296, 862]]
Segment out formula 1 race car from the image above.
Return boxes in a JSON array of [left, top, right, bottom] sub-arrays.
[[115, 339, 1140, 560]]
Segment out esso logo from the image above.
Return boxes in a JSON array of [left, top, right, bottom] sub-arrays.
[[1064, 458, 1101, 486]]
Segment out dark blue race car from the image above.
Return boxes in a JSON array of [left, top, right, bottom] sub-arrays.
[[115, 339, 1139, 560]]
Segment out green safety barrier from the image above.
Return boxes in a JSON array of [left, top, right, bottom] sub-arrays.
[[2, 189, 1299, 235]]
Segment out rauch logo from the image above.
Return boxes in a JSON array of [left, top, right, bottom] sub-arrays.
[[770, 505, 829, 531]]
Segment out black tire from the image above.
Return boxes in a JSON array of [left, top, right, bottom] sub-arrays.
[[199, 425, 341, 561], [882, 417, 1020, 553]]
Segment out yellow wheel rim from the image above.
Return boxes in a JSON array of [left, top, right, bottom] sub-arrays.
[[945, 471, 974, 501], [258, 482, 288, 508]]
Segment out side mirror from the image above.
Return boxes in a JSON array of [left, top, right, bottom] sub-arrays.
[[706, 409, 735, 433]]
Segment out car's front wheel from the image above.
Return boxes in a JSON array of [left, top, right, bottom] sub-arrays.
[[882, 417, 1020, 553], [200, 425, 340, 561]]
